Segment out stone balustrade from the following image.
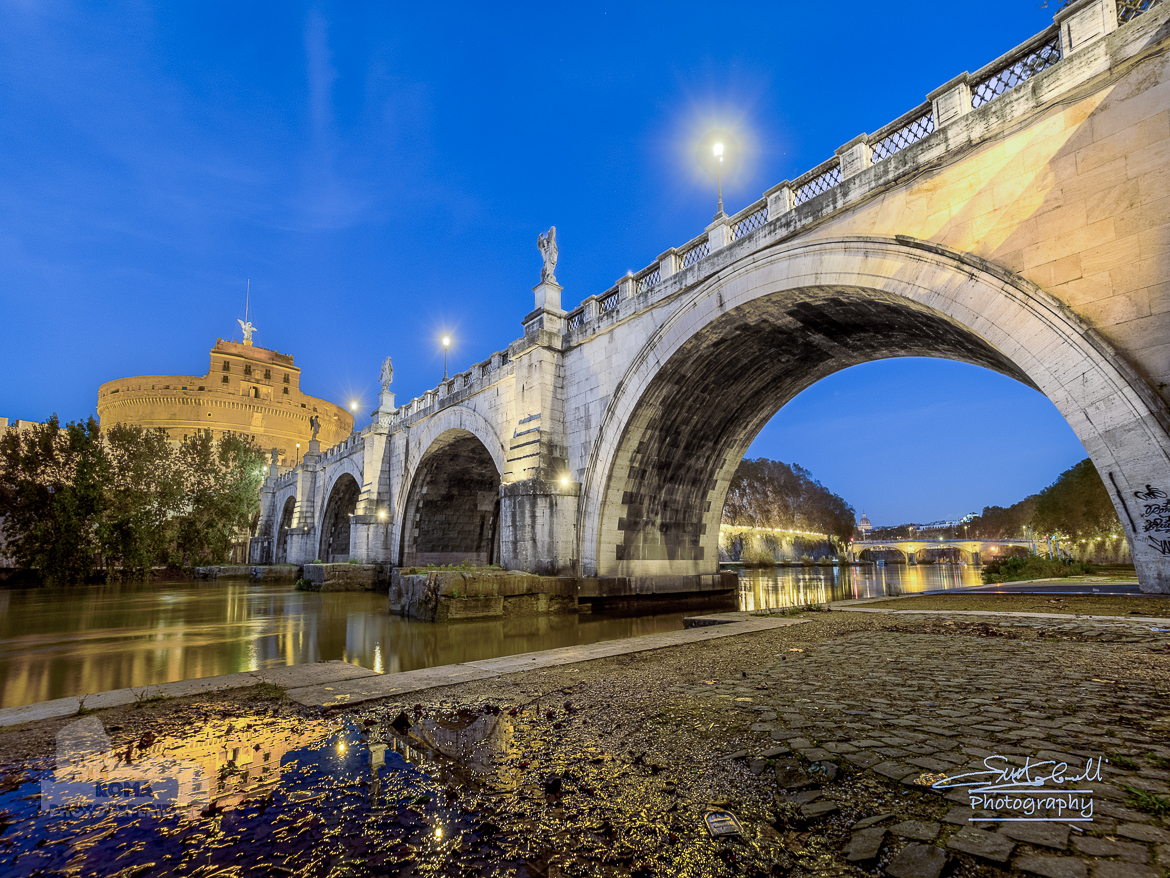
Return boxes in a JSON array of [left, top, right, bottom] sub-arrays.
[[550, 0, 1151, 345], [379, 0, 1160, 430]]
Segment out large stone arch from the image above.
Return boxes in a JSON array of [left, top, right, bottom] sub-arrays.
[[398, 425, 503, 567], [578, 236, 1170, 592], [394, 406, 508, 535], [318, 472, 361, 562], [274, 495, 297, 564]]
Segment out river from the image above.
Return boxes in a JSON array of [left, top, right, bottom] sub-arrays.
[[0, 563, 983, 709]]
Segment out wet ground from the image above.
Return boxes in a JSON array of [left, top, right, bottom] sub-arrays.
[[1, 605, 1169, 877]]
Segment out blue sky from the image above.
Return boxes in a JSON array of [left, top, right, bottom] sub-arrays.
[[0, 0, 1088, 525]]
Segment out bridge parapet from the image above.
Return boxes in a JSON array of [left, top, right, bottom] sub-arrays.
[[553, 0, 1159, 351], [379, 349, 515, 430]]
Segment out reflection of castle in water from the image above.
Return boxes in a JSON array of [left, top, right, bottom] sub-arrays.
[[44, 714, 323, 818]]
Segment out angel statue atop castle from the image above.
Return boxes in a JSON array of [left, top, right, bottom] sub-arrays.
[[380, 356, 394, 392], [537, 226, 557, 283], [238, 318, 256, 344]]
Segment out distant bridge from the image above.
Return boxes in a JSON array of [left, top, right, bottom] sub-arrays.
[[851, 538, 1037, 565], [251, 1, 1170, 595]]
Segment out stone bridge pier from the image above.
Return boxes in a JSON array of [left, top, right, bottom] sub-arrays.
[[253, 0, 1170, 595]]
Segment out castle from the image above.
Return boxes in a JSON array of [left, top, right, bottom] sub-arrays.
[[97, 337, 352, 464]]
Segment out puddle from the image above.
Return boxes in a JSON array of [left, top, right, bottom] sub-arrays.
[[0, 698, 794, 876], [0, 706, 531, 877]]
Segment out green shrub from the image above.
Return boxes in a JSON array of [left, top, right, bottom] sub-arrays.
[[982, 555, 1097, 584]]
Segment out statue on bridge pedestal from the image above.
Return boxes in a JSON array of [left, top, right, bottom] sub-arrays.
[[538, 226, 558, 284], [310, 415, 320, 440], [380, 356, 394, 391]]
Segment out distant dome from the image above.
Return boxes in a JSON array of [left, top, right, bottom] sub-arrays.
[[858, 512, 873, 535]]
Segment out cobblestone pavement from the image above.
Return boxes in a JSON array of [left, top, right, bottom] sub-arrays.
[[381, 609, 1170, 877]]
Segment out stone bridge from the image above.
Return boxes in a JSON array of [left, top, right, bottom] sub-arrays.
[[252, 0, 1170, 594], [852, 539, 1040, 565]]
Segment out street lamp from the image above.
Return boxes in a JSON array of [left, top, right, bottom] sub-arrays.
[[713, 142, 725, 217], [442, 335, 451, 380], [296, 442, 300, 465], [350, 400, 359, 413]]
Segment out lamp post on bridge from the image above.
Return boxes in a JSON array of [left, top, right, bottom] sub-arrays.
[[442, 335, 451, 381], [713, 142, 725, 218]]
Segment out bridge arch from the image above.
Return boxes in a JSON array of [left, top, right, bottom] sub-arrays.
[[397, 407, 507, 566], [578, 236, 1170, 589], [318, 471, 361, 562], [274, 495, 296, 564]]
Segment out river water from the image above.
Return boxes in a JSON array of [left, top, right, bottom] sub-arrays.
[[0, 564, 983, 709]]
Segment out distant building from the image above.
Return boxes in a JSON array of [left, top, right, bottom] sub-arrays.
[[857, 512, 873, 537], [97, 337, 352, 464]]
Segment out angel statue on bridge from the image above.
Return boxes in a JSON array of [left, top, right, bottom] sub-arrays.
[[537, 226, 557, 283], [310, 415, 320, 440], [380, 356, 394, 391]]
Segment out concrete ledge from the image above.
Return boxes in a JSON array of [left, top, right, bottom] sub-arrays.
[[285, 614, 810, 709]]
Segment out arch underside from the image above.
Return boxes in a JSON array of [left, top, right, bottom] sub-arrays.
[[275, 496, 296, 564], [602, 285, 1033, 577], [319, 474, 360, 562], [400, 430, 501, 567]]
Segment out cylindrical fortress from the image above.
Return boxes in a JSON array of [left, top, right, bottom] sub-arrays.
[[97, 339, 353, 464]]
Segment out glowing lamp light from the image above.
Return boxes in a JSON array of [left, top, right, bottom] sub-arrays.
[[350, 400, 359, 412], [442, 335, 450, 349], [560, 476, 569, 486], [713, 142, 724, 159]]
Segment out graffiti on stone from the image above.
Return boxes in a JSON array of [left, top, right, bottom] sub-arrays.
[[1134, 486, 1170, 554]]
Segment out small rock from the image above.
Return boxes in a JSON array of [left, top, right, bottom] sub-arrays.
[[948, 826, 1015, 863], [774, 790, 821, 806], [851, 812, 895, 830], [890, 819, 940, 841], [773, 763, 812, 790], [748, 758, 767, 776], [758, 746, 787, 758], [800, 800, 838, 819], [843, 827, 885, 863], [1012, 853, 1087, 878], [886, 842, 947, 878], [725, 749, 750, 761]]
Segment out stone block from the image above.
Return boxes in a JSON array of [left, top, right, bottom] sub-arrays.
[[1000, 821, 1070, 849], [947, 826, 1015, 862], [843, 826, 885, 863], [890, 819, 940, 841], [1013, 854, 1087, 878], [886, 842, 948, 878], [1072, 835, 1149, 862]]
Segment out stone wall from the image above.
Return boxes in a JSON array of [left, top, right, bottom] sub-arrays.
[[389, 569, 577, 622]]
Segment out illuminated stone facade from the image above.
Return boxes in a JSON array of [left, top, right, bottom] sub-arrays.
[[97, 340, 352, 464]]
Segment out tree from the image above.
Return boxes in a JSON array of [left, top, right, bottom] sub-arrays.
[[100, 424, 186, 578], [173, 431, 265, 568], [722, 457, 855, 541], [0, 418, 266, 582], [1031, 458, 1121, 541], [0, 416, 105, 584]]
